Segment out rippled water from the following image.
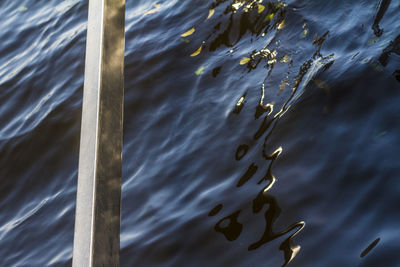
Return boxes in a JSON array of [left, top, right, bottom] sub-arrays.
[[1, 0, 399, 266]]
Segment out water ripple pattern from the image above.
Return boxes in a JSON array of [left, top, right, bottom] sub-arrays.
[[0, 0, 85, 266], [1, 0, 400, 266]]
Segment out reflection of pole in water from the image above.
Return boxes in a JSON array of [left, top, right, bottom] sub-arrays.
[[372, 0, 391, 37]]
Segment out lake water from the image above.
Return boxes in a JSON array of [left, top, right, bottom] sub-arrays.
[[0, 0, 399, 266]]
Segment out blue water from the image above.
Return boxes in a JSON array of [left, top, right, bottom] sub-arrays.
[[0, 0, 399, 266]]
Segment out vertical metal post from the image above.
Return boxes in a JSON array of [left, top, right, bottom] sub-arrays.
[[72, 0, 125, 266]]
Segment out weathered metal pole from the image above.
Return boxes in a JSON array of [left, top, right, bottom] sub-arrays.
[[72, 0, 125, 265]]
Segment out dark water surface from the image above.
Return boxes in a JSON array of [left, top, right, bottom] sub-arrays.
[[1, 0, 399, 266]]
